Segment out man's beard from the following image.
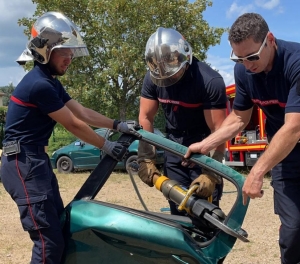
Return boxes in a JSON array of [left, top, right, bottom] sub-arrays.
[[47, 61, 67, 76]]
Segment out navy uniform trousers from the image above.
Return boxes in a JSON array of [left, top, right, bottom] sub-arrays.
[[270, 144, 300, 264], [1, 145, 65, 264], [164, 133, 223, 216]]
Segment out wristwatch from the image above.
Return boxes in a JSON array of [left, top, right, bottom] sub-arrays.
[[113, 119, 121, 130]]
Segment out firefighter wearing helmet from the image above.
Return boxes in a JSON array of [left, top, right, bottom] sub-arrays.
[[145, 27, 192, 87], [137, 27, 227, 215], [2, 11, 129, 263], [17, 11, 89, 65]]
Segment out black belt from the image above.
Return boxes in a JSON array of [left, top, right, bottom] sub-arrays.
[[3, 141, 45, 156], [166, 127, 203, 136]]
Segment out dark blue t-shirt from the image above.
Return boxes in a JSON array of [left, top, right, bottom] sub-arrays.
[[4, 63, 71, 146], [233, 39, 300, 139], [141, 57, 227, 135]]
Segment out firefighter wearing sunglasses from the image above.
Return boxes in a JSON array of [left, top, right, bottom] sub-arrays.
[[184, 12, 300, 264]]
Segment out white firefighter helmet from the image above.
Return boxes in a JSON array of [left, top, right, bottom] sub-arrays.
[[145, 27, 192, 87], [16, 11, 89, 65]]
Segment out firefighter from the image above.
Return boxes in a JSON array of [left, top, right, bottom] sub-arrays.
[[137, 27, 227, 215], [1, 11, 129, 264], [184, 13, 300, 264]]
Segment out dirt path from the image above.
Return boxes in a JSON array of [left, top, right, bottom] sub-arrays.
[[0, 173, 280, 263]]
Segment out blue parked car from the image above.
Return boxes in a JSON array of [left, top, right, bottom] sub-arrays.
[[50, 127, 165, 173]]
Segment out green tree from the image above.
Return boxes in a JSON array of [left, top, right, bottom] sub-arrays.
[[0, 83, 15, 106], [19, 0, 226, 122], [0, 106, 7, 148]]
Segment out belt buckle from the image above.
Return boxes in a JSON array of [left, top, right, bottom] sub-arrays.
[[3, 140, 21, 156]]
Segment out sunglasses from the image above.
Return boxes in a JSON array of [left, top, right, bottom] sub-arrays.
[[230, 34, 268, 63]]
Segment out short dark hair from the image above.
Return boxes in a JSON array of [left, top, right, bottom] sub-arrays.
[[228, 13, 269, 44]]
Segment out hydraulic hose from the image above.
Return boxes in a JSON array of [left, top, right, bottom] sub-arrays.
[[126, 162, 149, 211]]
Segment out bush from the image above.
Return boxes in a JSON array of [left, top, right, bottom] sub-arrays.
[[48, 126, 76, 154], [0, 106, 7, 149]]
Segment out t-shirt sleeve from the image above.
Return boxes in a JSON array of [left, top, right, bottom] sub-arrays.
[[232, 64, 254, 111], [30, 79, 71, 114], [285, 78, 300, 113], [141, 71, 158, 100], [285, 55, 300, 114], [202, 76, 227, 109]]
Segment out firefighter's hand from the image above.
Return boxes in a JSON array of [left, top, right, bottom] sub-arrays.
[[190, 173, 217, 197], [242, 170, 264, 205], [181, 158, 196, 168], [183, 142, 210, 160], [116, 121, 131, 134], [138, 160, 161, 187], [101, 139, 128, 161]]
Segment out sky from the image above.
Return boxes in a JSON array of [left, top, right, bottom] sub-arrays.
[[1, 0, 300, 87]]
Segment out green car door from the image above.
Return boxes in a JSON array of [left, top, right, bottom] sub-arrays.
[[71, 129, 109, 170]]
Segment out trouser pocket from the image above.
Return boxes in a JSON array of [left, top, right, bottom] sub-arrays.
[[15, 195, 50, 231]]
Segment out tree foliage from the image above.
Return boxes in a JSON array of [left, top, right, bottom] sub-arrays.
[[18, 0, 226, 123], [0, 106, 7, 148], [0, 83, 15, 106]]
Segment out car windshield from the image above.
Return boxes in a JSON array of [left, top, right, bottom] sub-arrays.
[[154, 128, 165, 137], [74, 127, 163, 144], [95, 128, 108, 137], [74, 128, 107, 144]]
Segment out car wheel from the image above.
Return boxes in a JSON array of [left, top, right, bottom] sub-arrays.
[[125, 154, 138, 173], [57, 156, 74, 173]]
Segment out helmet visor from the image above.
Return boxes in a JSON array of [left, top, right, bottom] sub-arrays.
[[145, 28, 192, 87], [149, 64, 187, 87], [51, 46, 89, 59]]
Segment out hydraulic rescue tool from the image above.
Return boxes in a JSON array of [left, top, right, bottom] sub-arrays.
[[128, 162, 248, 243], [153, 175, 248, 242]]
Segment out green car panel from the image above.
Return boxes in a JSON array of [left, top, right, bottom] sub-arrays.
[[60, 127, 249, 264], [63, 200, 210, 264]]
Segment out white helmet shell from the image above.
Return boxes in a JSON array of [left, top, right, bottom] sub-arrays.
[[145, 27, 192, 87], [17, 11, 89, 64]]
